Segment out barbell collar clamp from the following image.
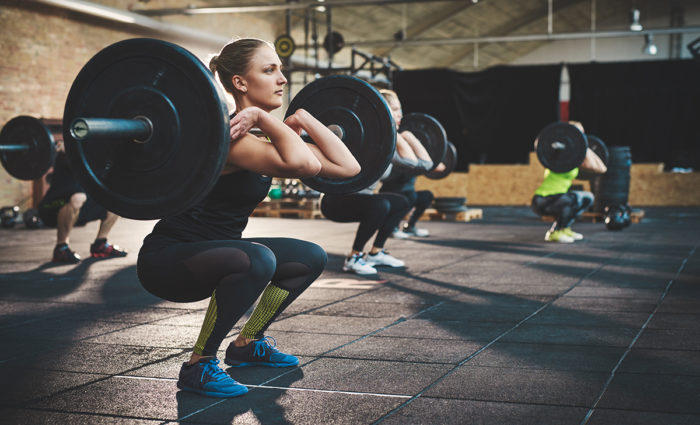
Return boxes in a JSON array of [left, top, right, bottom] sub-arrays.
[[69, 117, 153, 143]]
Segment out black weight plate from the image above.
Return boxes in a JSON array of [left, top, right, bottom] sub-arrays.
[[399, 113, 447, 174], [536, 122, 587, 173], [586, 134, 609, 166], [426, 140, 457, 179], [0, 116, 57, 180], [63, 38, 230, 220], [286, 75, 396, 194]]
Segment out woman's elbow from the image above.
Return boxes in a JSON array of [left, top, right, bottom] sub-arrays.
[[298, 157, 322, 177], [347, 160, 361, 177]]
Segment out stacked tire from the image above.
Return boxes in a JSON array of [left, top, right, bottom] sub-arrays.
[[433, 197, 467, 213], [591, 146, 632, 230]]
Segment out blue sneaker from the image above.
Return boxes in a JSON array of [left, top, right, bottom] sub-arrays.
[[225, 336, 299, 368], [177, 357, 248, 398]]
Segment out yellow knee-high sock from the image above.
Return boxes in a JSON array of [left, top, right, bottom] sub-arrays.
[[240, 284, 289, 339], [193, 290, 218, 355]]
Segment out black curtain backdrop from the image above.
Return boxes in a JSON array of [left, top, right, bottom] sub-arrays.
[[393, 64, 562, 171], [569, 60, 700, 169]]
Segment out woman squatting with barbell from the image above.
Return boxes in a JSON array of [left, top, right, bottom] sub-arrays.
[[136, 38, 360, 398]]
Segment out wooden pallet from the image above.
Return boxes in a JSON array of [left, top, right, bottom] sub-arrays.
[[252, 198, 323, 219], [419, 208, 483, 222], [541, 209, 645, 224]]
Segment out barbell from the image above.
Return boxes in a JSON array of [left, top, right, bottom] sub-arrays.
[[535, 122, 609, 173], [4, 38, 452, 220], [0, 116, 58, 180]]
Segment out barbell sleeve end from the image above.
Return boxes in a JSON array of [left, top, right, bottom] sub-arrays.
[[69, 117, 153, 143]]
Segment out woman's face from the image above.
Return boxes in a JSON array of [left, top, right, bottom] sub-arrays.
[[240, 45, 287, 111], [387, 97, 402, 128]]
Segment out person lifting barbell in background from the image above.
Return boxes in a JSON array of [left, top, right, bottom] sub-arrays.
[[37, 139, 127, 263], [531, 121, 607, 243], [136, 37, 360, 398], [378, 89, 445, 238], [319, 91, 443, 275]]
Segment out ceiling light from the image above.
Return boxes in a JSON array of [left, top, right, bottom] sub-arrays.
[[643, 34, 658, 55], [630, 8, 643, 31]]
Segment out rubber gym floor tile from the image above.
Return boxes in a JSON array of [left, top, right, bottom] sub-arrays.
[[631, 328, 700, 350], [525, 309, 650, 328], [178, 385, 405, 425], [377, 318, 512, 341], [646, 312, 700, 331], [617, 348, 700, 376], [417, 304, 541, 323], [1, 343, 182, 375], [87, 323, 203, 349], [327, 335, 484, 364], [380, 397, 589, 425], [306, 300, 430, 319], [266, 357, 451, 395], [597, 373, 700, 414], [550, 296, 657, 313], [36, 376, 212, 420], [0, 319, 133, 342], [586, 408, 700, 425], [0, 368, 109, 406], [467, 342, 625, 372], [564, 286, 666, 299], [1, 408, 162, 424], [422, 365, 608, 406], [266, 313, 397, 335], [501, 323, 640, 347]]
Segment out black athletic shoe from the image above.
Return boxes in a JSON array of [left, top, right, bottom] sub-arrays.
[[53, 244, 81, 263], [90, 240, 128, 258], [225, 336, 299, 368]]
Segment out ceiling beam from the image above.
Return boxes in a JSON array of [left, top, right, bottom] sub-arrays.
[[373, 0, 479, 57], [136, 0, 466, 17], [435, 0, 589, 68]]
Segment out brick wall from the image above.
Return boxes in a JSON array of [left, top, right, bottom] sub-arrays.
[[0, 0, 276, 210]]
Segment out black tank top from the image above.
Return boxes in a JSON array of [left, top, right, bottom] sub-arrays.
[[151, 170, 271, 241]]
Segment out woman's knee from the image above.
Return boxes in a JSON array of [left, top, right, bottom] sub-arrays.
[[245, 243, 277, 284]]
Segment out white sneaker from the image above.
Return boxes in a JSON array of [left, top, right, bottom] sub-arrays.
[[404, 226, 429, 237], [391, 229, 410, 239], [342, 253, 377, 275], [366, 250, 405, 267]]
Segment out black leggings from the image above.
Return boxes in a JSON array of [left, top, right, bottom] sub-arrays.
[[321, 193, 410, 252], [381, 189, 434, 228], [531, 191, 594, 230], [137, 235, 326, 356]]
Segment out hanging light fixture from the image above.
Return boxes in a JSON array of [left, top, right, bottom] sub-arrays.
[[630, 8, 643, 31], [643, 34, 658, 55]]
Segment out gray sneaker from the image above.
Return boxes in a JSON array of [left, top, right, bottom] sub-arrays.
[[177, 357, 248, 398], [366, 250, 405, 267]]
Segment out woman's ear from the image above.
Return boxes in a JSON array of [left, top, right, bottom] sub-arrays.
[[232, 75, 247, 93]]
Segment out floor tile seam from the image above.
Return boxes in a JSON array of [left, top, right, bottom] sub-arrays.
[[311, 354, 461, 366], [0, 405, 166, 422], [168, 302, 449, 423], [15, 349, 190, 408], [415, 252, 488, 275], [409, 394, 596, 409], [580, 245, 696, 425], [237, 285, 390, 331], [372, 250, 624, 424], [252, 301, 449, 387]]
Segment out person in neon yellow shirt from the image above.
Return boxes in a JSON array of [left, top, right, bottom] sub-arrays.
[[531, 121, 608, 243]]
